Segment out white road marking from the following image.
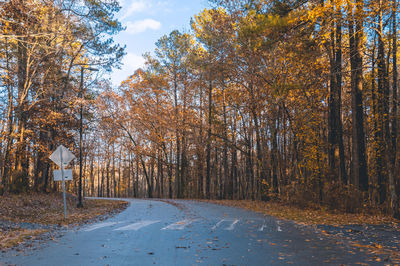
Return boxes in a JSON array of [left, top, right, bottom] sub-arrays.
[[114, 220, 160, 231], [161, 219, 195, 230], [226, 219, 239, 230], [83, 222, 118, 232], [259, 223, 266, 232], [212, 219, 226, 230], [212, 219, 240, 230], [276, 221, 282, 231]]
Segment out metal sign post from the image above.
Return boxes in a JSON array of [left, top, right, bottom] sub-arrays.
[[50, 145, 76, 220], [60, 147, 67, 219]]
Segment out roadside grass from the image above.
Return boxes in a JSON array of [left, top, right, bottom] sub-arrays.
[[0, 193, 128, 250], [202, 200, 398, 226]]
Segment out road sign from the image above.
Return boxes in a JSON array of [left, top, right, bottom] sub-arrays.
[[49, 145, 76, 167], [54, 169, 73, 181], [49, 145, 75, 220]]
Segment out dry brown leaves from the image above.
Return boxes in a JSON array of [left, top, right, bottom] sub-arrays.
[[0, 192, 128, 225], [0, 228, 48, 249], [0, 193, 128, 250], [203, 200, 398, 225], [350, 242, 400, 264]]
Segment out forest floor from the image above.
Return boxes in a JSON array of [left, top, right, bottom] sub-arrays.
[[0, 193, 128, 250], [203, 200, 400, 264]]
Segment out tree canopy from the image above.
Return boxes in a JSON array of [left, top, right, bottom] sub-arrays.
[[1, 0, 399, 218]]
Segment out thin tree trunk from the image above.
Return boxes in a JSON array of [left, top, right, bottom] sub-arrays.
[[348, 4, 368, 191], [222, 82, 230, 199], [336, 18, 347, 185], [206, 80, 212, 199], [197, 81, 204, 198], [377, 1, 388, 202], [15, 36, 29, 173], [168, 146, 173, 198], [2, 37, 14, 190], [89, 157, 94, 197], [389, 0, 399, 217], [173, 73, 181, 198], [328, 13, 346, 184], [106, 158, 110, 198]]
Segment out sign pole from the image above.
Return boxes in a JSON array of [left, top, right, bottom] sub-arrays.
[[50, 145, 75, 219], [60, 148, 67, 219]]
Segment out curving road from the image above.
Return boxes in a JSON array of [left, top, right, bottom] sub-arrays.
[[1, 199, 380, 265]]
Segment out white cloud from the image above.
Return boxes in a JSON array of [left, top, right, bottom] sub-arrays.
[[125, 19, 161, 34], [124, 53, 146, 71], [120, 0, 151, 20], [111, 53, 146, 87]]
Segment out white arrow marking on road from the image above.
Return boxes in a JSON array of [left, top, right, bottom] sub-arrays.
[[114, 220, 160, 231], [212, 219, 225, 230], [212, 219, 240, 230], [83, 222, 119, 232], [161, 219, 195, 230], [226, 219, 239, 230], [277, 221, 282, 232], [259, 222, 267, 231]]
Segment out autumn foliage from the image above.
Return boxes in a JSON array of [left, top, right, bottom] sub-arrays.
[[96, 0, 400, 218], [1, 0, 399, 218], [0, 0, 123, 194]]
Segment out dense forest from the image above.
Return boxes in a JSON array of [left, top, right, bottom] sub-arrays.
[[1, 0, 399, 217], [0, 0, 124, 192]]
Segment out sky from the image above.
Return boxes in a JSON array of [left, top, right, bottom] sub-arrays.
[[110, 0, 209, 87]]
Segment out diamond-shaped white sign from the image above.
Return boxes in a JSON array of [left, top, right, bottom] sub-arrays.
[[49, 145, 76, 167]]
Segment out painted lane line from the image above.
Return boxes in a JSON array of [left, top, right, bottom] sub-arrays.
[[259, 223, 267, 232], [212, 219, 226, 230], [212, 219, 240, 230], [114, 220, 160, 231], [83, 222, 119, 232], [277, 221, 282, 232], [226, 219, 239, 230], [161, 219, 195, 230]]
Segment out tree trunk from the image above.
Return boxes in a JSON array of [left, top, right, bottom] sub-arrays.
[[206, 80, 213, 199], [390, 0, 399, 217], [328, 14, 346, 184], [376, 1, 388, 202], [15, 36, 29, 174], [173, 73, 182, 198], [348, 3, 368, 191], [222, 81, 230, 199], [2, 37, 14, 190]]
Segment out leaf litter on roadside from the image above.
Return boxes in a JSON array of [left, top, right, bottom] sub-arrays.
[[0, 192, 128, 250]]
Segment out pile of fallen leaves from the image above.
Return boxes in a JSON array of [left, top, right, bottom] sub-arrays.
[[0, 193, 128, 249], [203, 200, 398, 225]]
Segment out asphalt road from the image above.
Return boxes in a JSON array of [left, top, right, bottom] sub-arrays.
[[1, 199, 381, 265]]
